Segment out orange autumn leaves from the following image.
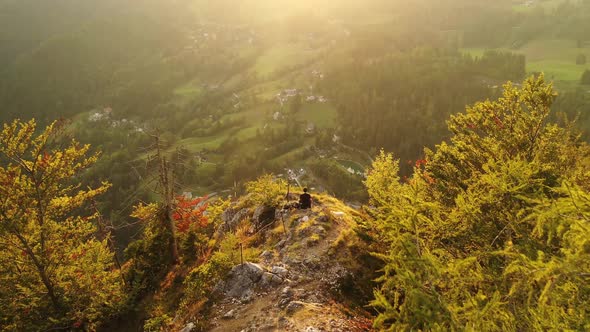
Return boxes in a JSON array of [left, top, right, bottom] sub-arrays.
[[173, 195, 209, 233]]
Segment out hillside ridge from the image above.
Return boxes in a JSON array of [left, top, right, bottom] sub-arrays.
[[175, 194, 376, 332]]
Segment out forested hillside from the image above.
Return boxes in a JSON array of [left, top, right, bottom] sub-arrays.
[[320, 49, 525, 171], [0, 0, 116, 66]]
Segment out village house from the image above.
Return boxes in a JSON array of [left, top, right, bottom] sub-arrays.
[[89, 112, 106, 122], [88, 107, 113, 122], [276, 89, 300, 105], [233, 94, 241, 109], [283, 89, 299, 97], [311, 70, 324, 80]]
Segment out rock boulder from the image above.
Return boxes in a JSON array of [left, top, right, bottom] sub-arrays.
[[253, 205, 276, 231], [224, 263, 264, 299]]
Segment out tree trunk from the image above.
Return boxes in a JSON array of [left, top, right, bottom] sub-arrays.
[[14, 232, 61, 310], [164, 205, 179, 264]]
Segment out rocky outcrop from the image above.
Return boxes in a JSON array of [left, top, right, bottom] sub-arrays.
[[220, 207, 251, 233], [179, 322, 195, 332], [216, 262, 286, 301], [222, 263, 264, 299], [204, 197, 375, 332], [252, 205, 276, 231]]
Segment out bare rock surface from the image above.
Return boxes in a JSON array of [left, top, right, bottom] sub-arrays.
[[205, 200, 374, 332]]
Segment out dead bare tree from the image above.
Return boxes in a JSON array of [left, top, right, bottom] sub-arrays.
[[148, 131, 180, 264]]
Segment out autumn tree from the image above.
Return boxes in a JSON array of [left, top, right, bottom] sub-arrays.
[[126, 194, 210, 296], [0, 119, 124, 330], [173, 195, 209, 263], [366, 76, 590, 331]]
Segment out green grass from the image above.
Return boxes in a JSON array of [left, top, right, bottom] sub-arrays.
[[222, 104, 272, 127], [172, 109, 262, 154], [520, 39, 590, 84], [242, 77, 292, 100], [174, 83, 202, 97], [173, 80, 204, 106], [254, 43, 319, 76], [296, 103, 337, 128], [271, 143, 310, 165], [462, 39, 590, 87], [512, 0, 572, 13], [240, 67, 316, 101], [170, 103, 277, 157], [519, 39, 589, 62], [527, 60, 589, 81], [176, 135, 227, 151], [232, 126, 259, 140]]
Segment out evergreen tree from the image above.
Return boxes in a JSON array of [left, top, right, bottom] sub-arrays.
[[0, 119, 124, 330], [366, 76, 590, 331]]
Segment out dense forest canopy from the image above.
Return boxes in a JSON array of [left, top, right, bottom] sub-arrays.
[[321, 49, 525, 172]]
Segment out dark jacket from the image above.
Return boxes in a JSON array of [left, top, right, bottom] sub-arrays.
[[299, 193, 312, 209]]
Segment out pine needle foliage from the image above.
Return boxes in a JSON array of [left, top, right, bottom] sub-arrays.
[[366, 75, 590, 331]]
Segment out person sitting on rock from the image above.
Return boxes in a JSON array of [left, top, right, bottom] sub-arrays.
[[299, 188, 312, 209]]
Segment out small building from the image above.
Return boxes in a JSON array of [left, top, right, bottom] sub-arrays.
[[283, 89, 299, 97], [89, 112, 105, 122], [89, 107, 112, 122]]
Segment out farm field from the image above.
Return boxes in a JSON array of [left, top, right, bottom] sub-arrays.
[[254, 43, 322, 77], [463, 38, 590, 89], [511, 0, 573, 12], [297, 103, 337, 128]]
